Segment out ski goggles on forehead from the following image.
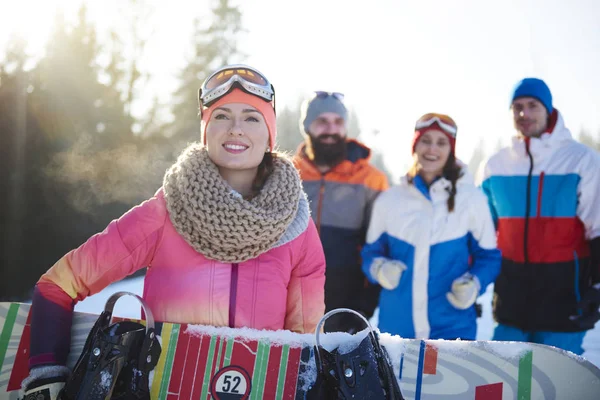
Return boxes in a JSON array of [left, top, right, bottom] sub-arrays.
[[199, 65, 275, 107], [415, 113, 457, 137], [314, 91, 345, 101]]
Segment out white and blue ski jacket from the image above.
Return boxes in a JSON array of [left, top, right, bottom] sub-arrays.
[[479, 110, 600, 332], [361, 168, 501, 340]]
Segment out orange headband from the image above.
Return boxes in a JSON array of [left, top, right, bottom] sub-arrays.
[[201, 88, 277, 150]]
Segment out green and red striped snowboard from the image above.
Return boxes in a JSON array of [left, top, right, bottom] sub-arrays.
[[1, 302, 600, 399]]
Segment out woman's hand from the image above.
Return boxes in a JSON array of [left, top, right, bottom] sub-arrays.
[[446, 272, 480, 310], [370, 257, 407, 290]]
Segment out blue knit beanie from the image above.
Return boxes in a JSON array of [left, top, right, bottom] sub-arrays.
[[510, 78, 553, 114], [300, 93, 347, 134]]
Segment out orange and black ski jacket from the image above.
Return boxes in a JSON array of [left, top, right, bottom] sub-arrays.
[[294, 139, 389, 317]]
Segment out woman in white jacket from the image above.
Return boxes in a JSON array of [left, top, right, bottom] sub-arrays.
[[361, 113, 501, 340]]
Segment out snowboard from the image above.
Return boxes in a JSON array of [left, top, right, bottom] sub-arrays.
[[1, 302, 600, 399]]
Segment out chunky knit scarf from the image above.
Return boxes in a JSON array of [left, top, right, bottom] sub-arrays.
[[163, 143, 306, 263]]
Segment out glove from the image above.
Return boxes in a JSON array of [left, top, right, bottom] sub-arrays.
[[446, 272, 481, 310], [369, 257, 407, 290], [570, 283, 600, 329], [21, 365, 70, 400]]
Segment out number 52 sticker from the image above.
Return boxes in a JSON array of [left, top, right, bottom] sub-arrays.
[[210, 365, 252, 400]]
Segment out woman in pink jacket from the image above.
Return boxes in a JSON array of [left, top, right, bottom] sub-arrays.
[[22, 65, 326, 396]]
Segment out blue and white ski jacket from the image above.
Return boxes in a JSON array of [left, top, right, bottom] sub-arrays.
[[362, 168, 501, 339]]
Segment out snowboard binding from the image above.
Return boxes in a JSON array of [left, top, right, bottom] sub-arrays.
[[61, 292, 161, 400], [305, 308, 405, 400]]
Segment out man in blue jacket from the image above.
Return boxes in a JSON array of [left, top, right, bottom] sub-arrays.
[[479, 78, 600, 354]]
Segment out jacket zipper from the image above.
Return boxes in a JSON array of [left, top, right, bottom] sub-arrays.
[[524, 142, 534, 266], [229, 263, 239, 328], [536, 172, 545, 217], [315, 174, 326, 234], [523, 141, 534, 330]]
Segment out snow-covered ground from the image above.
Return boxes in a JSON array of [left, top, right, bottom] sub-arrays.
[[75, 276, 600, 368]]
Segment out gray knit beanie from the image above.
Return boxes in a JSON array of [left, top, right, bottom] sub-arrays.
[[300, 93, 348, 135]]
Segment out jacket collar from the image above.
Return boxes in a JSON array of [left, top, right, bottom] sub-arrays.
[[510, 109, 573, 159], [295, 139, 373, 176], [400, 161, 473, 202]]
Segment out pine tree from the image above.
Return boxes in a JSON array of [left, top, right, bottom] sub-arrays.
[[275, 96, 304, 153], [369, 150, 395, 185], [0, 35, 32, 299], [168, 0, 244, 145], [109, 0, 157, 136], [0, 3, 163, 298], [579, 129, 600, 152], [347, 108, 361, 139], [101, 30, 136, 143], [31, 6, 133, 149], [468, 139, 486, 176]]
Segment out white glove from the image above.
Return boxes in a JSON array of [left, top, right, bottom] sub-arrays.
[[370, 257, 407, 290], [446, 272, 481, 310]]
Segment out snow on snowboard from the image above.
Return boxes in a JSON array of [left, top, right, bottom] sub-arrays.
[[1, 301, 600, 399]]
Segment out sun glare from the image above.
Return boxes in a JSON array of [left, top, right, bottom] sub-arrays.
[[0, 0, 86, 57]]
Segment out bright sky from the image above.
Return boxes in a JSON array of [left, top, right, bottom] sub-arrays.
[[1, 0, 599, 176]]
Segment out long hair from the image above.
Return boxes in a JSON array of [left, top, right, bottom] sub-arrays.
[[251, 150, 292, 195], [408, 151, 461, 212], [442, 152, 461, 212]]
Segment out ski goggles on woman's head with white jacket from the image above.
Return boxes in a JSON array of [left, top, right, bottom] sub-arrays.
[[415, 113, 457, 137], [198, 64, 275, 109]]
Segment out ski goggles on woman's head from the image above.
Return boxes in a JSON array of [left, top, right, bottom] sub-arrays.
[[314, 91, 345, 101], [415, 113, 457, 137], [198, 64, 275, 108]]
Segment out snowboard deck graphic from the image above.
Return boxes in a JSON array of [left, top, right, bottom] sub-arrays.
[[1, 302, 599, 399]]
